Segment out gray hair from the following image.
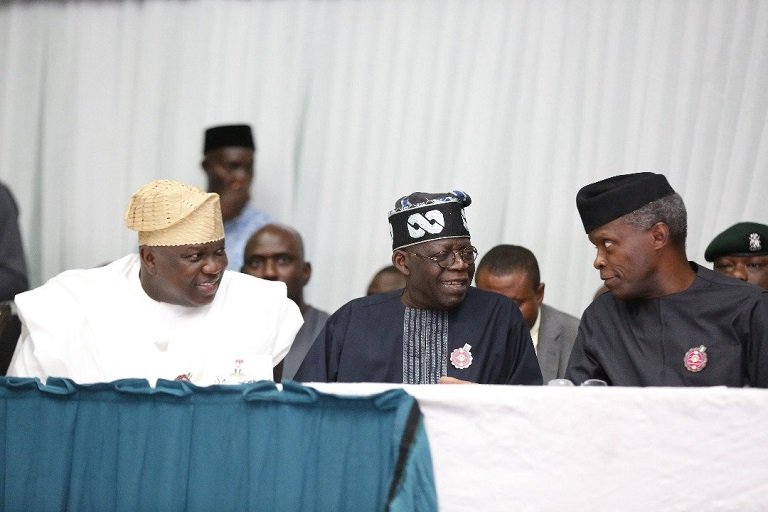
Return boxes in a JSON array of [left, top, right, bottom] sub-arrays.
[[622, 193, 687, 247]]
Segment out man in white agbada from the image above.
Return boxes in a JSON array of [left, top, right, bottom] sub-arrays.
[[7, 179, 303, 385]]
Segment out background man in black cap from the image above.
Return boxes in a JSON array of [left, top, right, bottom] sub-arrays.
[[295, 191, 542, 385], [566, 172, 768, 387], [705, 222, 768, 290], [202, 124, 271, 271]]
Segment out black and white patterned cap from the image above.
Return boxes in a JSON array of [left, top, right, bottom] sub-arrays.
[[388, 191, 471, 250]]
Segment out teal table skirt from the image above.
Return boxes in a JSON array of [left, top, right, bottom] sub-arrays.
[[0, 378, 437, 512]]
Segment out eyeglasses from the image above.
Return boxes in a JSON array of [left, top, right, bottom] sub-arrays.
[[404, 246, 478, 269]]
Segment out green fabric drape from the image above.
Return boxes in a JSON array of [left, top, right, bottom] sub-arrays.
[[0, 377, 437, 512]]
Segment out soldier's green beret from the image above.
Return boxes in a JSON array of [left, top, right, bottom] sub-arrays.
[[704, 222, 768, 262]]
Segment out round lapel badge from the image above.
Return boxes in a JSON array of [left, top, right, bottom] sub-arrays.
[[450, 343, 473, 369], [684, 345, 707, 373]]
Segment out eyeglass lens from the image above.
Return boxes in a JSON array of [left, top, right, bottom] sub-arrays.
[[435, 248, 477, 267]]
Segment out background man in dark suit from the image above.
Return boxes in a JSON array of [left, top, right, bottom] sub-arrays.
[[475, 245, 579, 383]]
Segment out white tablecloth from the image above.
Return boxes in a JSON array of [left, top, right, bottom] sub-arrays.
[[309, 383, 768, 512]]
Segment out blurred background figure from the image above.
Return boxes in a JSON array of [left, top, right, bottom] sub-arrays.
[[0, 181, 28, 303], [475, 244, 578, 382], [366, 265, 406, 295], [705, 222, 768, 290], [242, 223, 329, 380], [0, 181, 28, 374], [202, 124, 271, 271]]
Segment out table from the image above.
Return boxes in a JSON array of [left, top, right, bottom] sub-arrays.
[[310, 383, 768, 512], [3, 378, 766, 511]]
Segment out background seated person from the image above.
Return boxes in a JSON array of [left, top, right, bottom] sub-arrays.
[[366, 265, 407, 295], [242, 223, 329, 381], [7, 179, 302, 385], [705, 222, 768, 290], [475, 244, 579, 383], [0, 181, 28, 303], [295, 190, 542, 385], [0, 181, 28, 374]]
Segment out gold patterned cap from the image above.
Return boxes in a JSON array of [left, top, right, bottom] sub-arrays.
[[124, 179, 224, 246]]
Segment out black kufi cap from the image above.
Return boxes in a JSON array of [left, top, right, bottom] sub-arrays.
[[576, 172, 675, 233], [704, 222, 768, 261], [388, 191, 471, 250], [203, 124, 256, 153]]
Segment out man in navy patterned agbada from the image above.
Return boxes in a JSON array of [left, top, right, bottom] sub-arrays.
[[295, 191, 542, 385]]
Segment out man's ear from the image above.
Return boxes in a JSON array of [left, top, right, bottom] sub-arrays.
[[650, 222, 670, 250], [302, 262, 312, 286], [139, 246, 157, 275], [392, 251, 410, 277], [202, 156, 216, 179]]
